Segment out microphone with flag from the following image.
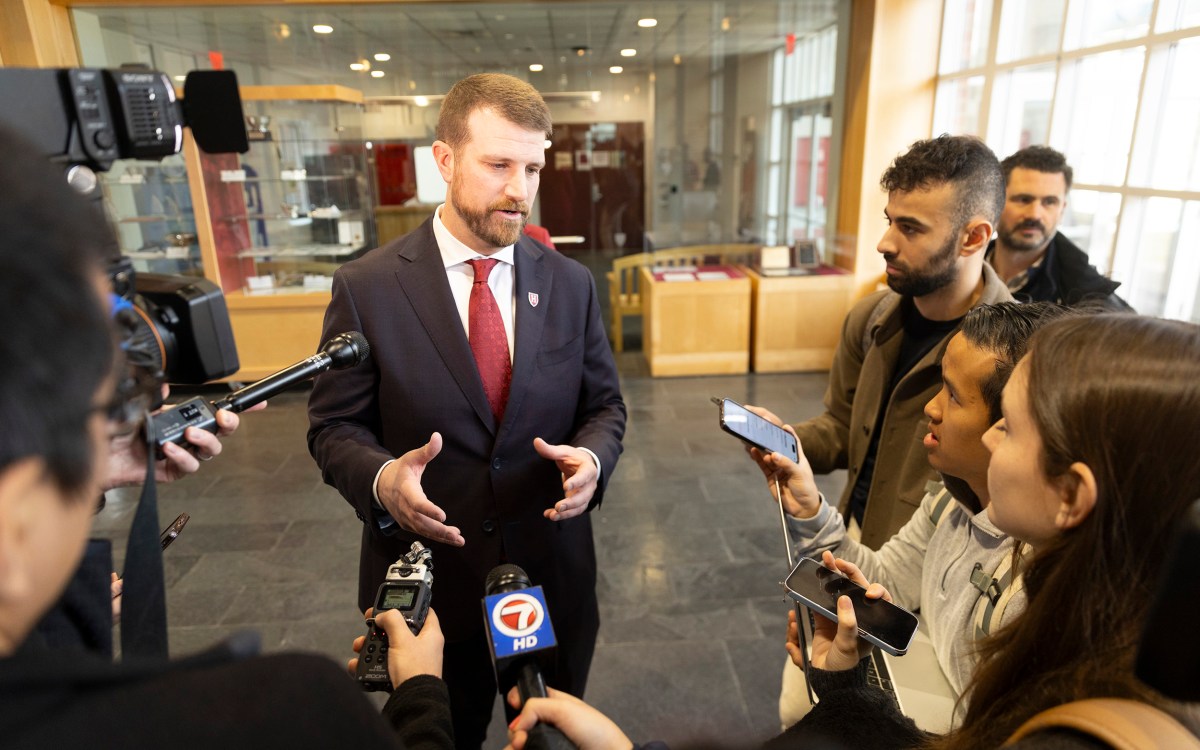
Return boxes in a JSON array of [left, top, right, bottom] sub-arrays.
[[483, 564, 575, 750]]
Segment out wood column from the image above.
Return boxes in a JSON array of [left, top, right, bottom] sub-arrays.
[[833, 0, 942, 299]]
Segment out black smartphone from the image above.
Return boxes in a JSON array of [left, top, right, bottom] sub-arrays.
[[715, 397, 799, 463], [160, 512, 189, 550], [783, 556, 918, 656]]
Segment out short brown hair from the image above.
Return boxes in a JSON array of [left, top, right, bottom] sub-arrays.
[[436, 73, 552, 148]]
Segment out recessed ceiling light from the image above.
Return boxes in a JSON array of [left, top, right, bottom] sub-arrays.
[[621, 48, 636, 57], [350, 62, 366, 71], [409, 80, 417, 90], [173, 75, 186, 82], [529, 63, 544, 72], [721, 17, 731, 31], [370, 70, 385, 78], [414, 96, 429, 107], [373, 53, 391, 61], [638, 18, 658, 28], [609, 66, 623, 74], [312, 24, 333, 34], [591, 92, 601, 102], [673, 54, 682, 65]]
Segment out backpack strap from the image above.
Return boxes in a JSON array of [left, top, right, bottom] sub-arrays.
[[924, 480, 956, 529], [972, 545, 1025, 638], [1003, 698, 1200, 749]]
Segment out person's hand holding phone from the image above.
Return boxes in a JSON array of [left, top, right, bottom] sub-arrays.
[[756, 423, 821, 520], [808, 551, 894, 672], [740, 403, 785, 470]]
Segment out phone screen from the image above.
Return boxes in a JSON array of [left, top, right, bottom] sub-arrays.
[[718, 398, 799, 463], [783, 557, 918, 656]]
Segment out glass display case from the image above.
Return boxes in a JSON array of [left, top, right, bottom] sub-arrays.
[[197, 88, 374, 297], [178, 85, 373, 380], [101, 155, 203, 277]]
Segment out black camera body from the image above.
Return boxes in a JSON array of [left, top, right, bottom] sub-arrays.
[[0, 66, 248, 393], [0, 66, 247, 173], [357, 543, 434, 692]]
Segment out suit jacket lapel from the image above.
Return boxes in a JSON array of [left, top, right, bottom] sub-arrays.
[[393, 222, 496, 431], [506, 238, 550, 430]]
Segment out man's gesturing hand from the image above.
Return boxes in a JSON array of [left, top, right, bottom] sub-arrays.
[[377, 432, 465, 546], [533, 437, 598, 521]]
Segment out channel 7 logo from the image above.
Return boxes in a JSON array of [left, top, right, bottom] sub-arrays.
[[486, 587, 557, 657]]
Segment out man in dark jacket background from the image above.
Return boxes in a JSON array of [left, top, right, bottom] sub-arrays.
[[986, 145, 1133, 311]]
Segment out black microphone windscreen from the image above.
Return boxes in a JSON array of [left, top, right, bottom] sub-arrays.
[[182, 71, 248, 155], [485, 564, 531, 596], [323, 331, 370, 369]]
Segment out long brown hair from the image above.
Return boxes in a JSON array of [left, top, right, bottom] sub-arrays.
[[929, 314, 1200, 749]]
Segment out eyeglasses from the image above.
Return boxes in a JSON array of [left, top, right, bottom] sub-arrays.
[[94, 368, 154, 439]]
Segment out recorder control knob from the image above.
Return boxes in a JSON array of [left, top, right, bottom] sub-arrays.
[[93, 129, 115, 150]]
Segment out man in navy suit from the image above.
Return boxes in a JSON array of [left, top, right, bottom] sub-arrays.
[[308, 73, 626, 748]]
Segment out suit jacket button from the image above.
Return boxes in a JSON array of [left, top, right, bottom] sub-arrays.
[[355, 510, 366, 522], [481, 519, 496, 534], [492, 458, 503, 470]]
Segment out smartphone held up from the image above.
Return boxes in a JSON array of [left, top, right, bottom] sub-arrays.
[[714, 397, 799, 463], [783, 556, 919, 656]]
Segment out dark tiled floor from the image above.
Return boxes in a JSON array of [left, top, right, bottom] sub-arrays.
[[96, 250, 846, 747]]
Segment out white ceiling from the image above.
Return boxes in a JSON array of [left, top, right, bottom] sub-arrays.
[[82, 1, 839, 94]]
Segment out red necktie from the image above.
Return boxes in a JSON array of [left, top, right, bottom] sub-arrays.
[[466, 258, 512, 424]]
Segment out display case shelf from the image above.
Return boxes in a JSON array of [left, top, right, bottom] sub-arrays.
[[182, 84, 374, 380]]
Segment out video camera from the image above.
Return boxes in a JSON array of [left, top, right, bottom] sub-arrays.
[[356, 542, 434, 691], [0, 65, 248, 389]]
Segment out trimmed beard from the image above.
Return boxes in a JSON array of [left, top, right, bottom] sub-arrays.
[[886, 229, 960, 297], [449, 175, 528, 249], [997, 220, 1052, 253]]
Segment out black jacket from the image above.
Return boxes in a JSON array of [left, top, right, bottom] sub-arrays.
[[0, 635, 453, 750], [988, 233, 1134, 312]]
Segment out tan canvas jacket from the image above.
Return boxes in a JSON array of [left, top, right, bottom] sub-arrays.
[[793, 263, 1012, 549]]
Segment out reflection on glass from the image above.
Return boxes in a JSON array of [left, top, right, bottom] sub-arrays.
[[997, 0, 1066, 62], [1128, 38, 1200, 192], [1155, 0, 1200, 32], [1050, 48, 1144, 186], [101, 156, 201, 277], [1169, 202, 1200, 323], [1058, 189, 1121, 274], [1110, 197, 1190, 316], [933, 76, 985, 136], [786, 109, 832, 254], [939, 0, 994, 74], [987, 63, 1056, 157], [1063, 0, 1152, 50]]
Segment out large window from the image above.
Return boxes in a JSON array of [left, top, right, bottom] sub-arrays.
[[765, 24, 838, 254], [934, 0, 1200, 321]]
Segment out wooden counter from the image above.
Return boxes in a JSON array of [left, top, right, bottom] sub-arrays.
[[744, 266, 853, 372], [641, 266, 751, 377]]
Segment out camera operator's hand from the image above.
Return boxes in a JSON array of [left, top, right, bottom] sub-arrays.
[[103, 386, 266, 489], [756, 426, 821, 519], [802, 551, 891, 672], [377, 433, 465, 547], [348, 607, 445, 687], [504, 685, 633, 750], [532, 438, 598, 521]]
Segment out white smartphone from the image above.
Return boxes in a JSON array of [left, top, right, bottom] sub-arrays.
[[715, 397, 799, 463], [783, 556, 919, 656]]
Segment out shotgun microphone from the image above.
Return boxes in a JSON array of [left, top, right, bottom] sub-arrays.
[[150, 331, 369, 454]]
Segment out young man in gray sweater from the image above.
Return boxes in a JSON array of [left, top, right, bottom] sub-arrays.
[[758, 302, 1069, 727]]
